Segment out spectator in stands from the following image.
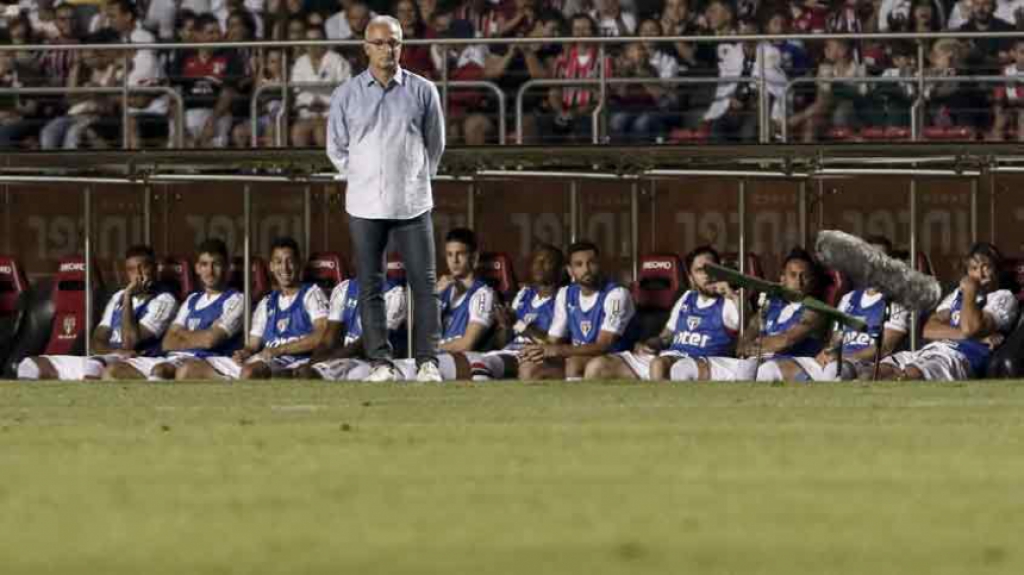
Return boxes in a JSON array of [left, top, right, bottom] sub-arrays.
[[609, 42, 668, 142], [0, 50, 37, 149], [496, 0, 537, 38], [922, 39, 975, 129], [39, 30, 124, 150], [658, 0, 701, 74], [326, 0, 374, 39], [590, 0, 637, 37], [417, 0, 437, 26], [957, 0, 1014, 72], [703, 18, 763, 142], [787, 39, 867, 142], [879, 242, 1018, 381], [290, 26, 352, 147], [946, 0, 1019, 29], [16, 245, 179, 381], [538, 13, 611, 143], [5, 14, 42, 79], [879, 0, 945, 30], [826, 0, 871, 33], [171, 13, 246, 148], [886, 0, 944, 31], [518, 240, 636, 381], [395, 0, 435, 77], [40, 4, 80, 87], [196, 237, 330, 380], [232, 48, 285, 147], [870, 41, 917, 129], [637, 18, 678, 78], [105, 239, 245, 381], [791, 0, 829, 32], [990, 39, 1024, 140], [216, 0, 266, 37]]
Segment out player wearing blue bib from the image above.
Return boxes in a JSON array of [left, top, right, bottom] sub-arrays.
[[301, 277, 407, 381], [459, 244, 564, 381], [585, 246, 746, 381], [761, 237, 909, 382], [733, 248, 828, 381], [519, 241, 636, 381], [203, 237, 329, 380], [880, 243, 1019, 381], [105, 239, 245, 381], [17, 245, 179, 381]]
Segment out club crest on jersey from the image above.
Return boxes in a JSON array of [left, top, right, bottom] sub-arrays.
[[63, 316, 76, 336], [687, 316, 701, 331], [276, 318, 290, 333], [580, 320, 592, 336]]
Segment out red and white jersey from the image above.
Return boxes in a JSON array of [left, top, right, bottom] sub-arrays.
[[1002, 63, 1024, 102], [553, 45, 613, 110]]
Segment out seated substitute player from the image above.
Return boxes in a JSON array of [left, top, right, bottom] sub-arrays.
[[584, 246, 745, 381], [196, 237, 329, 380], [519, 241, 637, 381], [759, 236, 909, 382], [745, 248, 830, 382], [300, 274, 407, 381], [389, 227, 497, 381], [460, 243, 564, 381], [879, 242, 1018, 381], [17, 245, 178, 381], [104, 239, 245, 381]]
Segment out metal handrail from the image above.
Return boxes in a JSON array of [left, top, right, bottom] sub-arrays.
[[0, 86, 185, 148], [251, 79, 507, 146], [782, 75, 1012, 142], [515, 76, 756, 144], [5, 30, 1024, 51]]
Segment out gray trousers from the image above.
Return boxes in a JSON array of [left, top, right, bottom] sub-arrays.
[[349, 211, 440, 366]]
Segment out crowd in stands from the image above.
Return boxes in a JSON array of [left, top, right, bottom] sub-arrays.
[[2, 0, 1024, 147]]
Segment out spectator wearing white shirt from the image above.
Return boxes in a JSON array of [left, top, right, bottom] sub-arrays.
[[326, 0, 374, 39], [589, 0, 636, 38], [291, 26, 352, 147]]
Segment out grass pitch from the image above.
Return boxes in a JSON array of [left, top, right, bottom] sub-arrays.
[[2, 381, 1024, 574]]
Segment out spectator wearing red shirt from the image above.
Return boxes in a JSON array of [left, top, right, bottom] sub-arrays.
[[170, 14, 247, 148], [395, 0, 436, 78]]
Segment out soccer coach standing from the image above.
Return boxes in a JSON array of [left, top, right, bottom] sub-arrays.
[[326, 15, 445, 382]]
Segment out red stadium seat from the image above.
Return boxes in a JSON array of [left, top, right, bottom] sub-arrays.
[[158, 256, 195, 300], [668, 123, 711, 144], [826, 126, 857, 141], [43, 256, 105, 356], [923, 126, 977, 141], [304, 252, 349, 294], [228, 256, 271, 303], [386, 253, 406, 284], [0, 256, 29, 366], [630, 254, 684, 311], [477, 252, 518, 301], [860, 126, 911, 141]]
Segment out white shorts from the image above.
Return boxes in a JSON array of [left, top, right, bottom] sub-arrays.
[[31, 354, 124, 380], [881, 342, 972, 381], [669, 356, 758, 382], [310, 358, 372, 381], [183, 108, 232, 147], [786, 357, 861, 382], [205, 355, 310, 380], [394, 354, 459, 381], [121, 356, 179, 380], [615, 351, 686, 380]]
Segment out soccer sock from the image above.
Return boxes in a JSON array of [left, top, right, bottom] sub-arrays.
[[756, 361, 784, 382], [669, 358, 700, 381], [16, 359, 40, 380]]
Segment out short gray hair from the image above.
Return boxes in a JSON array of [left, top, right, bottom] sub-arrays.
[[367, 15, 403, 41]]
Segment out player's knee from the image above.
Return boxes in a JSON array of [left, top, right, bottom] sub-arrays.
[[649, 357, 673, 381], [583, 356, 610, 380], [240, 362, 271, 380], [902, 366, 925, 381], [294, 364, 318, 379], [565, 356, 590, 380], [151, 363, 176, 380]]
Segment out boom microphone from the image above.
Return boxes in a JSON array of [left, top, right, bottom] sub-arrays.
[[815, 230, 942, 312]]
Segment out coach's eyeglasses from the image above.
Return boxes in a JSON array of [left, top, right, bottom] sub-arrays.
[[366, 39, 402, 50]]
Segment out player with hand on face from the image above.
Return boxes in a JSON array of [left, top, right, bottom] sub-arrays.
[[202, 237, 329, 380], [518, 241, 636, 381], [17, 245, 179, 381], [748, 248, 830, 382], [586, 246, 745, 381], [106, 238, 245, 381], [761, 236, 909, 382], [879, 242, 1018, 381]]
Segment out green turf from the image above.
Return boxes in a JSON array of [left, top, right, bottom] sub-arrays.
[[2, 381, 1024, 574]]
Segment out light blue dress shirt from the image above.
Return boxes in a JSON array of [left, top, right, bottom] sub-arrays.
[[327, 67, 446, 220]]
